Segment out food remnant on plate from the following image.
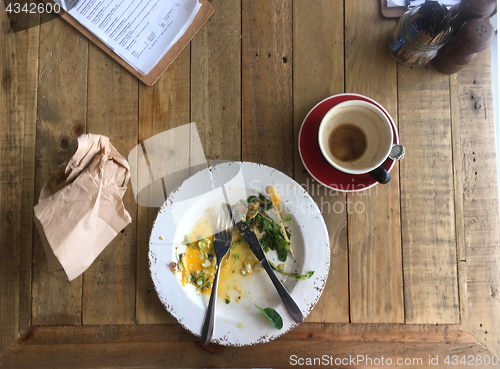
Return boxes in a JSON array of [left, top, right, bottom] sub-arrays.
[[159, 236, 163, 240], [242, 194, 291, 263], [268, 185, 294, 258], [171, 193, 314, 300], [198, 235, 210, 249], [172, 213, 261, 297], [243, 193, 315, 279], [269, 260, 315, 280], [169, 262, 177, 273], [236, 322, 245, 329], [244, 262, 252, 274]]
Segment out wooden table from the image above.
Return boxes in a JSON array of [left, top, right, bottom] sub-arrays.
[[1, 1, 499, 368]]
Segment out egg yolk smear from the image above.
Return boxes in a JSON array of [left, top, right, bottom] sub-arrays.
[[178, 214, 262, 302]]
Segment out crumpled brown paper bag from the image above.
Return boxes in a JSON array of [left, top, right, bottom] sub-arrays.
[[34, 134, 132, 281]]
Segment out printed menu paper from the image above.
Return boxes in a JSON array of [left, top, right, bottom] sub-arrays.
[[56, 0, 202, 75]]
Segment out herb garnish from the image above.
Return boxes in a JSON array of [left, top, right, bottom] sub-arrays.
[[253, 212, 290, 262], [190, 272, 197, 284], [268, 261, 314, 280], [198, 235, 210, 249], [247, 193, 273, 212], [175, 248, 184, 271], [255, 305, 283, 329], [225, 239, 242, 267], [181, 235, 196, 248]]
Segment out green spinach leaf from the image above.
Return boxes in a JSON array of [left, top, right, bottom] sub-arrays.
[[255, 213, 290, 262], [255, 305, 283, 329]]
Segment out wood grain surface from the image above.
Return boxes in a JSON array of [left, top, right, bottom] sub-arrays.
[[18, 12, 39, 337], [242, 0, 293, 176], [1, 323, 492, 369], [32, 15, 88, 326], [292, 0, 349, 323], [345, 0, 404, 324], [450, 50, 500, 356], [191, 0, 242, 164], [398, 65, 459, 325], [83, 44, 139, 325], [0, 8, 36, 352]]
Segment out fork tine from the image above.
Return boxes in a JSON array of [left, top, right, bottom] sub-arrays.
[[215, 208, 223, 234], [220, 209, 226, 236], [224, 211, 230, 237], [201, 204, 233, 345], [224, 206, 233, 238]]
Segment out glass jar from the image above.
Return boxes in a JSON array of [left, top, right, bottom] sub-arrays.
[[389, 6, 452, 66]]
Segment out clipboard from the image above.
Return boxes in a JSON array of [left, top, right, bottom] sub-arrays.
[[44, 0, 214, 86]]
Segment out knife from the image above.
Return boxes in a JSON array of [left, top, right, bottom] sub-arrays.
[[233, 218, 304, 323]]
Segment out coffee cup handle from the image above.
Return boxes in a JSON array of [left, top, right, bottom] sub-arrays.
[[369, 166, 391, 184]]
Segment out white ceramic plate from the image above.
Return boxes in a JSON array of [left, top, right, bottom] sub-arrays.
[[149, 162, 330, 346]]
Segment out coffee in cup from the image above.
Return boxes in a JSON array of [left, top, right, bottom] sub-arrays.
[[318, 100, 402, 184], [328, 123, 368, 163]]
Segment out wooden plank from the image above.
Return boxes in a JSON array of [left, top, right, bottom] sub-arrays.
[[13, 323, 479, 345], [32, 16, 88, 326], [242, 0, 293, 176], [345, 0, 404, 323], [191, 0, 241, 163], [0, 9, 38, 351], [136, 48, 191, 324], [451, 50, 500, 356], [398, 65, 459, 324], [292, 0, 349, 323], [18, 12, 40, 336], [2, 324, 492, 369], [83, 44, 139, 325]]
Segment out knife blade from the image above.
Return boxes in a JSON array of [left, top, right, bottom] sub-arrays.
[[233, 219, 304, 323], [233, 220, 266, 261]]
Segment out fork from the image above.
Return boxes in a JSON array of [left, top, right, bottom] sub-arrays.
[[201, 204, 234, 345]]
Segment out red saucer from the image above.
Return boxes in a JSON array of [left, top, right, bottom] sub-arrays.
[[299, 94, 399, 193]]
